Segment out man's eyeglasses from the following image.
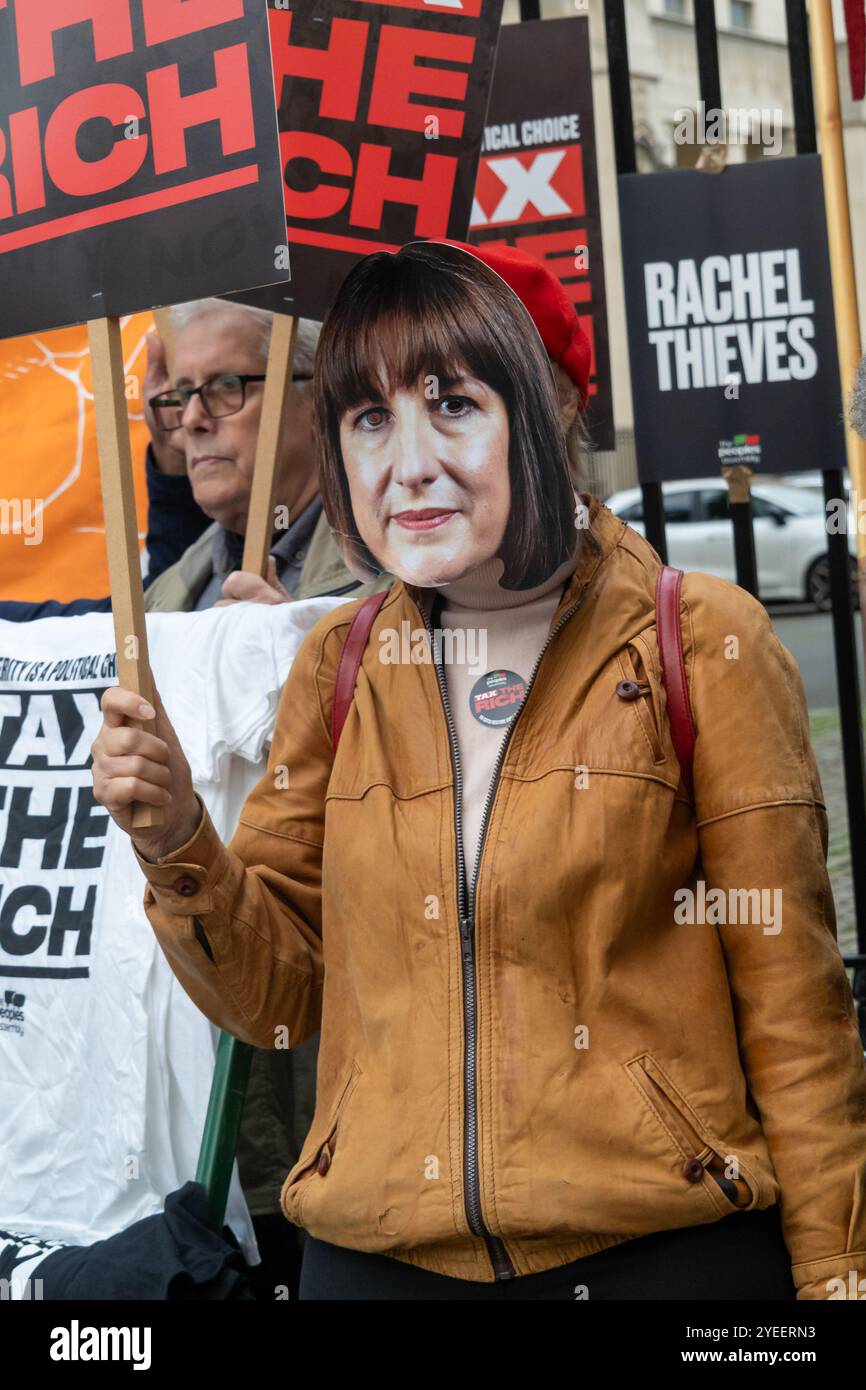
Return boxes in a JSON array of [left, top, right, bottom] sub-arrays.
[[149, 373, 266, 432]]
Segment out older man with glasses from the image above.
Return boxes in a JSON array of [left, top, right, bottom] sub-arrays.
[[143, 298, 383, 612]]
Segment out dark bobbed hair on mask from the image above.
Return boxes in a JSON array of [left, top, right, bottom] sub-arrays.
[[314, 241, 580, 589]]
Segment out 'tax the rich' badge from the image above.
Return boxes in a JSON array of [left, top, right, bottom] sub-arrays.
[[469, 669, 527, 727]]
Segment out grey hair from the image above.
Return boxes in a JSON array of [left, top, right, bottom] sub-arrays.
[[166, 298, 321, 379], [850, 353, 866, 440]]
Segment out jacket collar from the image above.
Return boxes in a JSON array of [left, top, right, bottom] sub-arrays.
[[211, 495, 324, 582]]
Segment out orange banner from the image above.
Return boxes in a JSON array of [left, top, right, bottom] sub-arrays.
[[0, 314, 155, 603]]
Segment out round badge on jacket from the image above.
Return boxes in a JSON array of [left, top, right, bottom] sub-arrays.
[[469, 669, 527, 727]]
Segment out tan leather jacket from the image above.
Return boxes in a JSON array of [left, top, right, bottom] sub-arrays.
[[133, 496, 866, 1295]]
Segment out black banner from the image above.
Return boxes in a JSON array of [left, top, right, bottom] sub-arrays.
[[618, 155, 845, 482], [0, 0, 289, 337], [233, 0, 504, 322]]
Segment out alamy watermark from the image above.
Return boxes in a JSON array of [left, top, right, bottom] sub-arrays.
[[0, 497, 43, 545], [50, 1321, 151, 1369], [379, 621, 487, 676], [674, 102, 783, 158], [674, 881, 782, 935], [826, 1270, 866, 1299], [825, 489, 866, 536]]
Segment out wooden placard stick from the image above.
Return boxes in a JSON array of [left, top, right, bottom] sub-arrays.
[[810, 0, 866, 646], [242, 314, 298, 577], [88, 315, 163, 831], [152, 305, 177, 380]]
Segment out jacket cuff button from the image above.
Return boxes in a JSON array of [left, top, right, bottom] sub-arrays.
[[316, 1149, 331, 1176], [172, 875, 199, 896], [682, 1157, 705, 1183]]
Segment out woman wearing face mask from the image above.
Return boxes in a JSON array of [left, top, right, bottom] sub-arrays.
[[91, 242, 866, 1301]]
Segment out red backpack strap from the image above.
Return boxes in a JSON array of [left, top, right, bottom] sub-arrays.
[[655, 565, 696, 796], [331, 590, 389, 755]]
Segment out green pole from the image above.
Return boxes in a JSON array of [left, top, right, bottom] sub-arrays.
[[195, 1032, 254, 1225]]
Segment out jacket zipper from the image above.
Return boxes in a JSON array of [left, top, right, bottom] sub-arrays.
[[420, 585, 588, 1281]]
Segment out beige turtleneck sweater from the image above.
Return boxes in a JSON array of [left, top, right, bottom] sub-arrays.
[[427, 540, 580, 883]]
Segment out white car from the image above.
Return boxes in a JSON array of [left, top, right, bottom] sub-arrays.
[[605, 479, 859, 611]]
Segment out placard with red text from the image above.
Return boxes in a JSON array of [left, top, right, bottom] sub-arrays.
[[233, 0, 504, 320], [0, 0, 288, 338], [469, 17, 613, 450]]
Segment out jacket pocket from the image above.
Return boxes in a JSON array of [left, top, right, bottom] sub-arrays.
[[616, 641, 665, 765], [282, 1059, 362, 1227], [625, 1052, 757, 1215]]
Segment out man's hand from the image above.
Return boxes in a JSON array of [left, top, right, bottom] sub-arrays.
[[144, 330, 187, 476], [215, 556, 292, 607]]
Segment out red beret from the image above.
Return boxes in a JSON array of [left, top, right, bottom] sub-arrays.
[[436, 239, 592, 412]]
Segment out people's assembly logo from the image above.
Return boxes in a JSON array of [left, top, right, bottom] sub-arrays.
[[718, 432, 761, 467], [0, 990, 26, 1037]]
